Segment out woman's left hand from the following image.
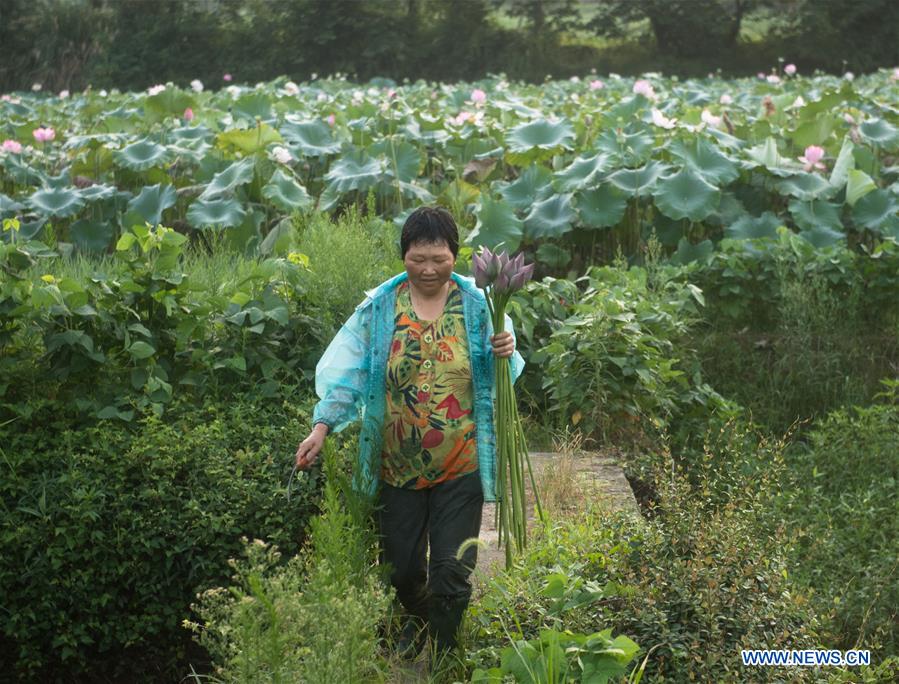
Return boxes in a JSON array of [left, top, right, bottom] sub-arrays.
[[490, 332, 515, 358]]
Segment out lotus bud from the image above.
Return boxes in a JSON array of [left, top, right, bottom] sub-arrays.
[[472, 252, 490, 288], [485, 249, 501, 281], [497, 250, 510, 275], [494, 269, 511, 293]]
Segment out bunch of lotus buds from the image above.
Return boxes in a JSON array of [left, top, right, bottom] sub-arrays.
[[471, 247, 535, 293]]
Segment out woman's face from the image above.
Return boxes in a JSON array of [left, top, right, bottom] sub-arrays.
[[404, 240, 456, 296]]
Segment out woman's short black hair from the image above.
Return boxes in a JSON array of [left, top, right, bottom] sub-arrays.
[[400, 206, 459, 259]]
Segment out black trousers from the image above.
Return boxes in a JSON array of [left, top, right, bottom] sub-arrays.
[[376, 470, 484, 621]]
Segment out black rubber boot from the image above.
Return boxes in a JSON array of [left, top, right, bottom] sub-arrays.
[[427, 594, 469, 658], [395, 614, 428, 660]]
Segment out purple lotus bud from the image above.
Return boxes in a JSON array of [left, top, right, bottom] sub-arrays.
[[494, 269, 510, 293], [509, 252, 525, 277], [472, 252, 490, 288], [497, 250, 510, 275], [485, 250, 501, 280], [508, 269, 527, 292]]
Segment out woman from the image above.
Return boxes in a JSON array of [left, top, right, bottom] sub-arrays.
[[294, 205, 524, 660]]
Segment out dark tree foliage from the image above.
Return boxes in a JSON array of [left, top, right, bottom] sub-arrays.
[[0, 0, 894, 92]]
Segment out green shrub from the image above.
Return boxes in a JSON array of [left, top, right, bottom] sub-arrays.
[[468, 420, 823, 682], [515, 260, 739, 449], [778, 381, 899, 659], [188, 439, 391, 683], [0, 393, 321, 680], [291, 203, 403, 339]]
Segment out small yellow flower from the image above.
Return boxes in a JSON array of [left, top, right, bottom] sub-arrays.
[[287, 251, 309, 267], [40, 274, 56, 284]]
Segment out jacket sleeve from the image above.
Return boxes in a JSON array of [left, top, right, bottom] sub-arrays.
[[311, 303, 372, 433]]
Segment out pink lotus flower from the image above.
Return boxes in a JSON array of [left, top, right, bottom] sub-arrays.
[[843, 112, 856, 125], [844, 72, 854, 81], [32, 127, 55, 142], [470, 88, 486, 104], [766, 74, 781, 84], [798, 145, 826, 172], [719, 93, 733, 105], [701, 109, 722, 128], [59, 89, 69, 99], [1, 94, 11, 102], [633, 79, 656, 99], [326, 113, 335, 126], [183, 107, 194, 121], [1, 139, 23, 154], [892, 67, 899, 82], [283, 81, 300, 96], [650, 108, 676, 129], [223, 73, 233, 82], [147, 84, 166, 96], [784, 63, 797, 76], [190, 79, 204, 93], [589, 79, 604, 90], [757, 72, 766, 79], [271, 145, 293, 165]]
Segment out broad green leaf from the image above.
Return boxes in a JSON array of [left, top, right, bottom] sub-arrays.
[[280, 119, 341, 157], [852, 189, 899, 232], [438, 179, 480, 209], [371, 139, 421, 182], [114, 139, 169, 171], [70, 219, 113, 252], [798, 225, 846, 247], [467, 195, 524, 252], [791, 112, 835, 149], [828, 136, 855, 189], [606, 161, 669, 197], [259, 217, 294, 256], [744, 137, 795, 176], [671, 237, 714, 265], [200, 158, 255, 200], [125, 183, 177, 226], [28, 187, 85, 218], [506, 118, 575, 154], [653, 167, 720, 221], [788, 199, 844, 233], [668, 137, 740, 185], [776, 173, 835, 201], [575, 184, 627, 228], [262, 169, 313, 212], [523, 193, 576, 239], [187, 198, 247, 229], [323, 151, 384, 193], [554, 153, 610, 191], [233, 92, 273, 121], [144, 89, 195, 120], [594, 126, 654, 166], [498, 164, 553, 210], [725, 212, 781, 240], [859, 119, 899, 149], [128, 341, 156, 359], [77, 184, 117, 203], [845, 169, 876, 206], [216, 124, 283, 155]]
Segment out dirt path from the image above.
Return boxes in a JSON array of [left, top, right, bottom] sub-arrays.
[[475, 451, 642, 577]]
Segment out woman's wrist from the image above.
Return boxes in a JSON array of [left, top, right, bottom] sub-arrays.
[[313, 421, 330, 436]]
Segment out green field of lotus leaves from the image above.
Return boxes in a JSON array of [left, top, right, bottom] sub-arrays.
[[2, 70, 898, 263]]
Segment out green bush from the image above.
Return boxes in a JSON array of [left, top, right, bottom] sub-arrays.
[[778, 381, 899, 659], [514, 259, 739, 449], [188, 439, 391, 683], [468, 420, 823, 682], [0, 393, 321, 680], [689, 235, 899, 434]]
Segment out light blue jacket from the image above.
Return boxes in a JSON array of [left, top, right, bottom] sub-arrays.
[[312, 271, 524, 502]]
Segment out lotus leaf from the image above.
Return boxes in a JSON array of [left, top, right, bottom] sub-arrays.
[[789, 199, 844, 233], [725, 212, 782, 240], [554, 153, 611, 192], [216, 124, 283, 155], [669, 137, 740, 186], [498, 164, 553, 210], [126, 183, 177, 225], [323, 151, 384, 194], [28, 187, 85, 218], [523, 193, 576, 240], [262, 170, 313, 212], [653, 167, 721, 221], [200, 158, 256, 200], [468, 195, 523, 252], [280, 119, 342, 157], [853, 189, 899, 233], [71, 219, 114, 252], [859, 119, 899, 149], [114, 139, 170, 171], [776, 173, 836, 201], [187, 198, 247, 229], [607, 161, 670, 197], [575, 184, 627, 228]]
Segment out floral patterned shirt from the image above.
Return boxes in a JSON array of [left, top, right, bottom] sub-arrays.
[[380, 280, 478, 489]]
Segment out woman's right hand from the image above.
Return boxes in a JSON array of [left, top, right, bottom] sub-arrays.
[[295, 423, 329, 469]]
